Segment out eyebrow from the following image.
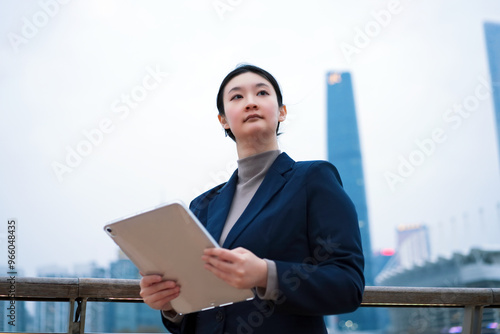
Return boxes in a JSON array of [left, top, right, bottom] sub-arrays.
[[227, 82, 271, 95]]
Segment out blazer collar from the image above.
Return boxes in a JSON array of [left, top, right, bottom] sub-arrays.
[[205, 169, 238, 243], [206, 152, 295, 248]]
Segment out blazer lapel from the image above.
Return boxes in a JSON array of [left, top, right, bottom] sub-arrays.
[[206, 170, 238, 244], [222, 153, 295, 249]]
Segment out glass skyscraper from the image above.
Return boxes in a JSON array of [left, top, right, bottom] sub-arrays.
[[484, 22, 500, 166], [326, 72, 377, 331], [105, 252, 164, 332]]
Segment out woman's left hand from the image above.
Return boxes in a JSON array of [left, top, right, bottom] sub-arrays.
[[202, 247, 268, 289]]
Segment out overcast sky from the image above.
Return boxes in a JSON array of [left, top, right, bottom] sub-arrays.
[[1, 0, 500, 277]]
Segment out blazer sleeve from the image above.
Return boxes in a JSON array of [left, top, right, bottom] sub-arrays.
[[273, 161, 365, 316]]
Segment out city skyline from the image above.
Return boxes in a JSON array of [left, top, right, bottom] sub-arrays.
[[0, 251, 164, 332]]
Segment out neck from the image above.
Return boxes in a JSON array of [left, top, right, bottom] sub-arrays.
[[235, 135, 279, 159]]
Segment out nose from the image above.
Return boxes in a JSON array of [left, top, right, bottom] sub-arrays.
[[245, 97, 258, 110]]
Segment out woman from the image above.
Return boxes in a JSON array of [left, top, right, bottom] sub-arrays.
[[140, 65, 365, 334]]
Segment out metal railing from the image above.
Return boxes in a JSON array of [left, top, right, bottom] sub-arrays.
[[1, 277, 499, 334]]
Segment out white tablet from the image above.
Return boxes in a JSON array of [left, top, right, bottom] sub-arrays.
[[103, 201, 254, 314]]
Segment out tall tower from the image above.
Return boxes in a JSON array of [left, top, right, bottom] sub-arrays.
[[396, 224, 431, 269], [484, 22, 500, 167], [326, 71, 377, 331]]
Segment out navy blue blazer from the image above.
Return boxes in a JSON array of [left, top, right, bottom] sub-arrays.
[[163, 152, 364, 334]]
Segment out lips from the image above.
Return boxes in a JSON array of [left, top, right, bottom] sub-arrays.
[[244, 114, 262, 122]]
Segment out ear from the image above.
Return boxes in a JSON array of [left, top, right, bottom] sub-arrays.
[[278, 105, 287, 122], [218, 114, 230, 129]]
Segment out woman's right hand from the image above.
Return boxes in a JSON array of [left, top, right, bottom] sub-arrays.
[[139, 274, 180, 311]]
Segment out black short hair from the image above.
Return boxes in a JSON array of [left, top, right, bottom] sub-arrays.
[[216, 64, 284, 141]]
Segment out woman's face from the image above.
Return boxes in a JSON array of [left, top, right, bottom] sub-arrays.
[[219, 72, 286, 143]]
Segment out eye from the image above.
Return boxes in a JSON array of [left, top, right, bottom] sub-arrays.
[[257, 90, 269, 96], [230, 94, 243, 101]]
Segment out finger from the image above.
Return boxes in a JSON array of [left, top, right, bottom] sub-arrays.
[[201, 254, 228, 265], [233, 247, 250, 255], [203, 247, 225, 257], [204, 257, 246, 280], [141, 282, 179, 301], [144, 285, 180, 304], [140, 274, 163, 288], [140, 280, 178, 298], [204, 262, 230, 281], [203, 255, 236, 272], [217, 247, 250, 256], [151, 280, 178, 294], [144, 287, 180, 310], [204, 263, 245, 288], [204, 248, 241, 263]]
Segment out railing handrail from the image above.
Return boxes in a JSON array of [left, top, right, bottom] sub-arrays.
[[2, 277, 500, 334], [1, 276, 499, 307]]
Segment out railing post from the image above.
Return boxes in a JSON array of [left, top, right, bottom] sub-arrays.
[[68, 298, 75, 334], [69, 298, 87, 334], [462, 305, 483, 334], [79, 298, 88, 334]]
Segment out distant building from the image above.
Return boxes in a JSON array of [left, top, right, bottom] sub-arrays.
[[372, 248, 395, 279], [484, 22, 500, 166], [26, 254, 164, 332], [105, 250, 165, 332], [376, 247, 500, 333], [326, 71, 377, 331], [377, 246, 500, 289], [371, 249, 395, 331], [106, 252, 140, 332], [34, 266, 72, 333], [76, 262, 107, 333], [396, 224, 431, 269], [30, 263, 108, 332]]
